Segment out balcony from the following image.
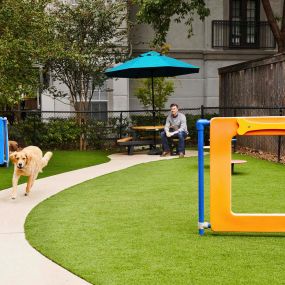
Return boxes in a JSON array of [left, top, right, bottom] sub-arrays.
[[212, 20, 276, 49]]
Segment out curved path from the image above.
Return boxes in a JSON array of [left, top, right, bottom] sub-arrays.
[[0, 151, 197, 285]]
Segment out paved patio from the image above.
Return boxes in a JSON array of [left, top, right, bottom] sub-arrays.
[[0, 151, 198, 285]]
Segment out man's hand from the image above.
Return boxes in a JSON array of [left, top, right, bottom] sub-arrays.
[[166, 131, 175, 137], [166, 131, 172, 137]]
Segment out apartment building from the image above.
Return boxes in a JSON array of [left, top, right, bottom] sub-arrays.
[[42, 0, 278, 112]]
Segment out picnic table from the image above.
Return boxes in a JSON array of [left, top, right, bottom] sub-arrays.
[[131, 125, 164, 131], [117, 125, 164, 155]]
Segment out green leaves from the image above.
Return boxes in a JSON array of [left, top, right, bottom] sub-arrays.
[[134, 77, 174, 110], [0, 0, 51, 108], [0, 0, 128, 111], [133, 0, 210, 46]]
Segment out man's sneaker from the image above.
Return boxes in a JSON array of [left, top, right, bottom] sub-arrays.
[[160, 151, 170, 157], [179, 153, 184, 158]]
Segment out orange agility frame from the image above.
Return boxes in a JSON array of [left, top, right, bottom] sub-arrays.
[[210, 117, 285, 233]]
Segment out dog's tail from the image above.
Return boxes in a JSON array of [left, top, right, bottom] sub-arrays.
[[41, 151, 53, 169]]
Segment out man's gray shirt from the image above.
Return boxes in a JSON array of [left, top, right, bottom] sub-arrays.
[[164, 112, 188, 134]]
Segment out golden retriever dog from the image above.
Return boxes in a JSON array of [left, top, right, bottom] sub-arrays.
[[8, 140, 19, 152], [9, 146, 53, 199]]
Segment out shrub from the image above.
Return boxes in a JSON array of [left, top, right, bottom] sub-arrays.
[[8, 113, 46, 147], [42, 118, 81, 150]]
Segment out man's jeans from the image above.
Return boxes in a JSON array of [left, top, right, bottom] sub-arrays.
[[160, 131, 188, 154]]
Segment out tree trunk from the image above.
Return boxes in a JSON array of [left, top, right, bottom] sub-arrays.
[[78, 101, 87, 151], [277, 40, 285, 53], [79, 75, 87, 151], [261, 0, 285, 53]]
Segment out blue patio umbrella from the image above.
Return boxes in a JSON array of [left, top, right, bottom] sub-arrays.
[[105, 50, 199, 78], [105, 51, 199, 153], [105, 51, 199, 114]]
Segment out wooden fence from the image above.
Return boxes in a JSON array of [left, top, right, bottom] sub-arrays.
[[219, 53, 285, 158]]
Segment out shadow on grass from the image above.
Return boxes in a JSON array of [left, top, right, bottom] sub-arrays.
[[209, 232, 285, 238], [232, 172, 249, 176]]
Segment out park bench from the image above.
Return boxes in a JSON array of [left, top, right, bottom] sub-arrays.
[[117, 136, 158, 155], [231, 159, 247, 174], [202, 145, 247, 174]]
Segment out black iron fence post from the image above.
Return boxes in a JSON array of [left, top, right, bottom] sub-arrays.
[[201, 105, 204, 119], [119, 112, 123, 139]]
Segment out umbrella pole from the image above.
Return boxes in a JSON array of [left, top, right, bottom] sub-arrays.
[[148, 76, 161, 155], [151, 77, 156, 146], [152, 76, 155, 124]]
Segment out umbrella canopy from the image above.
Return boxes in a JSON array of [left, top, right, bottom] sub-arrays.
[[105, 51, 199, 78]]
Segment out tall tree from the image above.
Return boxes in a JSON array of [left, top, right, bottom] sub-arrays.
[[46, 0, 129, 149], [46, 0, 129, 113], [261, 0, 285, 53], [0, 0, 51, 109], [132, 0, 210, 46]]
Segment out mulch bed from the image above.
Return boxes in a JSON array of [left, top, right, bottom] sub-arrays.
[[236, 146, 285, 164]]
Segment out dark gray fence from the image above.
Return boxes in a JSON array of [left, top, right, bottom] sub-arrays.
[[2, 106, 285, 162], [1, 108, 202, 150]]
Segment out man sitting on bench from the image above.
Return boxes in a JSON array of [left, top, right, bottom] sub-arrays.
[[160, 103, 188, 158]]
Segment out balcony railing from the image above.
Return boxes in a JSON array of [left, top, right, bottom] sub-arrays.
[[212, 20, 276, 49]]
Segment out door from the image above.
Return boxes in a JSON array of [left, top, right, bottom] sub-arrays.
[[229, 0, 260, 48]]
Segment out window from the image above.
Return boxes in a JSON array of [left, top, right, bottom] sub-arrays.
[[229, 0, 260, 48], [89, 101, 108, 121], [88, 83, 108, 101], [74, 82, 108, 121], [89, 82, 108, 121]]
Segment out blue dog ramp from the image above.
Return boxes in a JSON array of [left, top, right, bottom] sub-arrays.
[[0, 117, 9, 167]]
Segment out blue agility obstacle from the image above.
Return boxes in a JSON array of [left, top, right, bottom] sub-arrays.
[[0, 117, 9, 167]]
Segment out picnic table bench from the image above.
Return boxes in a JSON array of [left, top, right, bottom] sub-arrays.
[[117, 125, 164, 155], [117, 136, 158, 155]]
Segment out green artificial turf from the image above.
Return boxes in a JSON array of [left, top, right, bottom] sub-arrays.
[[0, 150, 110, 190], [25, 154, 285, 285]]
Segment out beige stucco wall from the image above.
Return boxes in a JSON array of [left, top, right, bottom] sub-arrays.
[[46, 0, 279, 112], [122, 0, 277, 110], [129, 1, 224, 51]]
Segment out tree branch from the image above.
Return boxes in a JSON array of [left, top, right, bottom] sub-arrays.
[[262, 0, 281, 40], [281, 0, 285, 33], [261, 0, 285, 51]]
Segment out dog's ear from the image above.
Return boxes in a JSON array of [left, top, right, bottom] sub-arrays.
[[25, 153, 32, 164], [9, 152, 17, 163]]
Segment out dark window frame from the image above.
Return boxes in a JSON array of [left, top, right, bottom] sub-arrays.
[[229, 0, 260, 48]]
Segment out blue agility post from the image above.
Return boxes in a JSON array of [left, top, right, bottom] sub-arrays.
[[0, 117, 9, 167], [196, 119, 210, 235]]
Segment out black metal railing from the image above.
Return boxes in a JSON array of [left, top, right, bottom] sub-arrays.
[[2, 106, 285, 162], [212, 20, 276, 49]]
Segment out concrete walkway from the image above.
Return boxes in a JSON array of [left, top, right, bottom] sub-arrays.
[[0, 151, 198, 285]]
